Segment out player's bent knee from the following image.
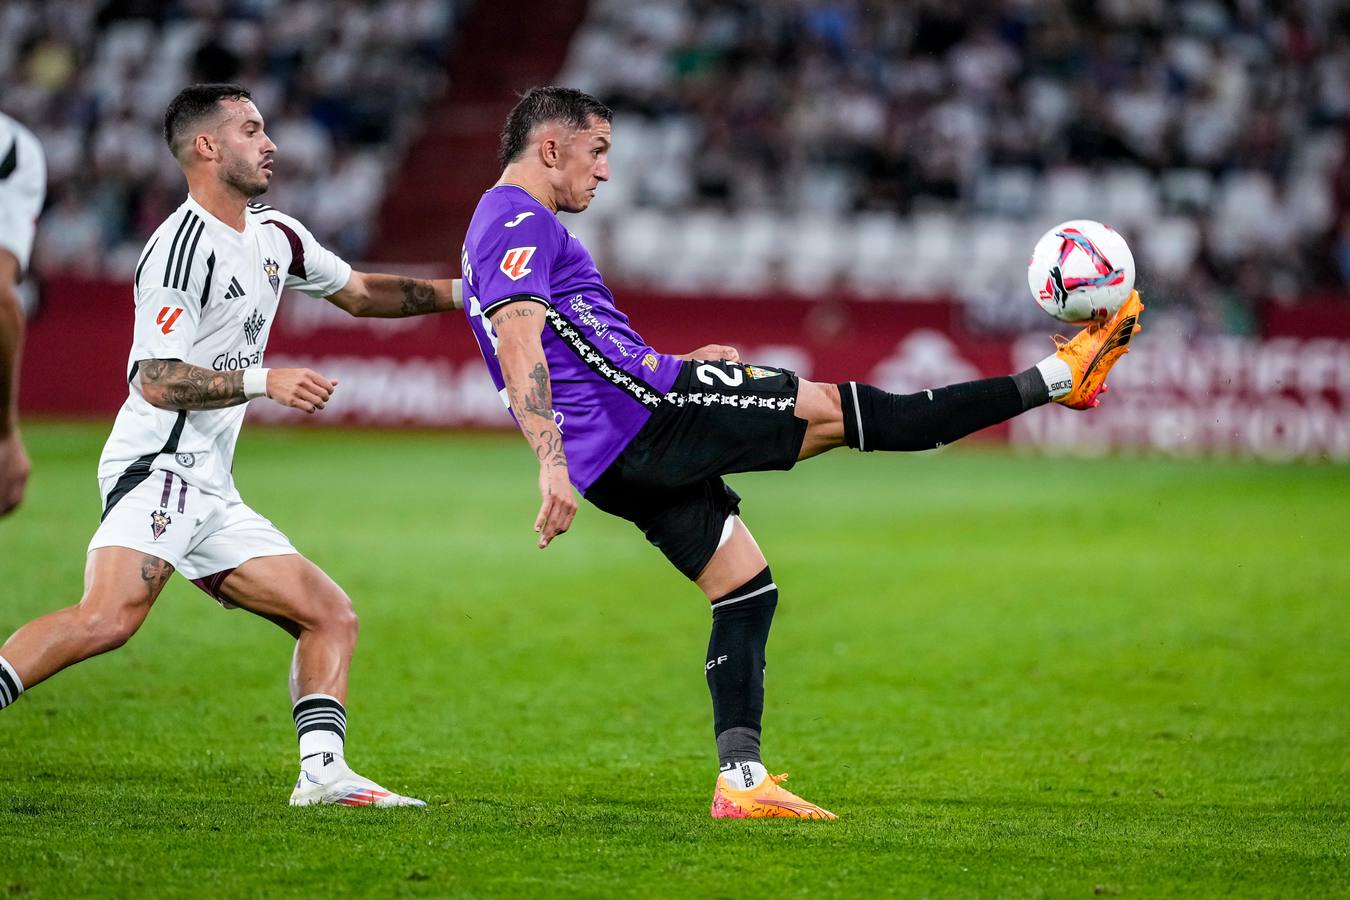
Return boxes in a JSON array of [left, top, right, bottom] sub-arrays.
[[309, 586, 358, 641], [74, 601, 146, 654], [797, 380, 842, 426]]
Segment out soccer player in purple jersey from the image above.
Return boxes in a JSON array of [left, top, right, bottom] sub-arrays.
[[460, 87, 1144, 819]]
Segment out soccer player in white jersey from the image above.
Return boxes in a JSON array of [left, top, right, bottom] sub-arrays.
[[0, 84, 463, 807], [0, 111, 47, 517]]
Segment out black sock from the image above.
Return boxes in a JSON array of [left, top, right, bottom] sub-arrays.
[[707, 567, 777, 767], [838, 370, 1047, 452]]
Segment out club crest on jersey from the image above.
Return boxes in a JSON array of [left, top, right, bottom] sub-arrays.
[[150, 509, 171, 540], [175, 452, 195, 468], [263, 258, 281, 295], [243, 309, 267, 345], [500, 247, 536, 281], [746, 365, 780, 380]]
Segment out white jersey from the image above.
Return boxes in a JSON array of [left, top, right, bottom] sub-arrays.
[[97, 195, 351, 507], [0, 112, 47, 274]]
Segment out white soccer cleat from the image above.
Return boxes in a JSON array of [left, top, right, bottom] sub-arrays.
[[288, 758, 426, 808]]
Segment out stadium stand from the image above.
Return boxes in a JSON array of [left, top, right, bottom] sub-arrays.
[[556, 0, 1350, 333], [0, 0, 462, 276], [2, 0, 1348, 336]]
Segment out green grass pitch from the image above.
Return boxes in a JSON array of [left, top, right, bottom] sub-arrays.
[[1, 422, 1347, 898]]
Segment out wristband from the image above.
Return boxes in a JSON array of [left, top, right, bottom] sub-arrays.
[[243, 367, 270, 400]]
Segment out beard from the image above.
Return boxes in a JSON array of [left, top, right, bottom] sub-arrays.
[[222, 156, 269, 198]]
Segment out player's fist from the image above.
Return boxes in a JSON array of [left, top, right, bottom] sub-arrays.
[[679, 344, 740, 363], [267, 368, 338, 414], [0, 431, 30, 517]]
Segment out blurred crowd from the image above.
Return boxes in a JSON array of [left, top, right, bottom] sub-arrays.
[[561, 0, 1350, 333], [0, 0, 458, 279], [4, 0, 1349, 335]]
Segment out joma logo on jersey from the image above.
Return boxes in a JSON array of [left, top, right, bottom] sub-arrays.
[[156, 306, 183, 335], [243, 310, 266, 345], [500, 247, 536, 281]]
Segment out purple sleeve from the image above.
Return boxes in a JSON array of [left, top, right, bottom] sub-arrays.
[[472, 211, 559, 315]]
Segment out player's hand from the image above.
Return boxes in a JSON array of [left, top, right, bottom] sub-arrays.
[[0, 430, 31, 517], [534, 464, 576, 549], [677, 344, 740, 362], [267, 368, 338, 414]]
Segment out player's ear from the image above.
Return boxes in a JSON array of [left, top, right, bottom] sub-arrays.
[[193, 132, 216, 162], [538, 136, 559, 168]]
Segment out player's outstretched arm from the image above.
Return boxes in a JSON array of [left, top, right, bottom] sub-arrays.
[[138, 359, 338, 414], [325, 273, 463, 318], [489, 301, 576, 549], [0, 250, 30, 516]]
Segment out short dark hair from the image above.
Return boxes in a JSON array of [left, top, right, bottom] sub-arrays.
[[163, 83, 253, 159], [497, 86, 612, 169]]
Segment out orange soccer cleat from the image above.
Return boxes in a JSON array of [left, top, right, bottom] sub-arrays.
[[1052, 289, 1144, 410], [711, 770, 837, 820]]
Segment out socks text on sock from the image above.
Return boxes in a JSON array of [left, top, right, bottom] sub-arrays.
[[720, 759, 769, 790], [1035, 354, 1074, 399]]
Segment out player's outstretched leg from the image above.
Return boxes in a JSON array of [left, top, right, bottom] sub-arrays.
[[801, 291, 1145, 458], [0, 547, 172, 711], [697, 520, 836, 820], [213, 554, 425, 808]]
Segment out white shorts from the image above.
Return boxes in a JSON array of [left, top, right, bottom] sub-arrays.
[[88, 469, 296, 605]]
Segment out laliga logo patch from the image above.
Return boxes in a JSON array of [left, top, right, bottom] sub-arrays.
[[500, 247, 535, 281], [150, 509, 171, 540], [263, 258, 281, 295], [156, 306, 183, 335]]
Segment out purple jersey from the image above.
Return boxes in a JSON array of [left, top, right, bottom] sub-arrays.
[[460, 185, 681, 491]]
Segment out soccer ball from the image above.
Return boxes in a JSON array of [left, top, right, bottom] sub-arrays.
[[1027, 219, 1135, 323]]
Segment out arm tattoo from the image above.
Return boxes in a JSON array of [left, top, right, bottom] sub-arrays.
[[139, 359, 246, 410], [522, 363, 551, 418], [490, 306, 537, 328], [397, 277, 439, 315], [520, 421, 568, 468]]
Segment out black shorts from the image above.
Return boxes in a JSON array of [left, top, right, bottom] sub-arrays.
[[584, 359, 808, 580]]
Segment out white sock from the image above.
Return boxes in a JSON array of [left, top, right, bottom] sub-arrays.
[[0, 655, 24, 710], [720, 759, 769, 790], [1036, 354, 1074, 399], [293, 693, 346, 769]]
